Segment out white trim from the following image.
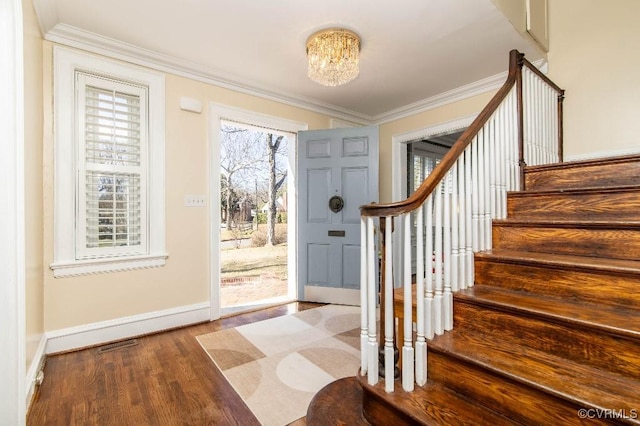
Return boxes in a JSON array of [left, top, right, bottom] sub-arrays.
[[375, 74, 503, 125], [392, 114, 478, 202], [34, 22, 547, 126], [330, 118, 359, 129], [0, 0, 26, 423], [209, 104, 307, 320], [52, 46, 166, 276], [45, 302, 211, 354], [50, 254, 169, 278], [26, 335, 47, 408], [390, 114, 476, 288], [564, 147, 640, 163], [304, 287, 361, 306]]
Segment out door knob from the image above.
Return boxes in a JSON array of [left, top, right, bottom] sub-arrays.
[[328, 195, 344, 213]]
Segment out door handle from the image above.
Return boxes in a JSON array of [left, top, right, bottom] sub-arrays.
[[328, 195, 344, 213]]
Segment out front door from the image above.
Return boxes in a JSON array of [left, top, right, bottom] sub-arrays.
[[297, 126, 379, 304]]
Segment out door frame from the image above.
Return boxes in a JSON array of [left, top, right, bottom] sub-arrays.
[[1, 0, 26, 422], [208, 103, 307, 320], [390, 114, 476, 287]]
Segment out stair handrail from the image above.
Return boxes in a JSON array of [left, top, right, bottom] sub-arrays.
[[360, 49, 563, 218]]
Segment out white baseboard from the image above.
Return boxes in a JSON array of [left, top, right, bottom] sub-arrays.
[[304, 286, 361, 306], [45, 302, 211, 354], [25, 334, 47, 408], [564, 147, 640, 162]]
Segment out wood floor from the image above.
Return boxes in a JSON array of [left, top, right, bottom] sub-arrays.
[[27, 302, 323, 426]]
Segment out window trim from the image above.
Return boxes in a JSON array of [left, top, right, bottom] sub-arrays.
[[51, 46, 166, 277]]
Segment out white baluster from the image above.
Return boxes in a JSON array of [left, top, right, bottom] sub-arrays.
[[451, 161, 460, 293], [402, 213, 414, 391], [415, 205, 427, 386], [489, 119, 497, 219], [465, 145, 474, 288], [477, 130, 485, 250], [425, 195, 434, 339], [367, 217, 378, 385], [384, 216, 394, 393], [434, 182, 443, 336], [496, 102, 506, 219], [483, 126, 492, 249], [457, 156, 467, 290], [444, 170, 453, 332], [471, 136, 480, 252]]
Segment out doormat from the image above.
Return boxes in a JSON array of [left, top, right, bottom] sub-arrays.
[[196, 304, 361, 425]]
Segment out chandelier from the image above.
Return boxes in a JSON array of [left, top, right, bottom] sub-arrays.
[[306, 28, 361, 87]]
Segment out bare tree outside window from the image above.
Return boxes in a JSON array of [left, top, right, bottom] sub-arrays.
[[266, 133, 286, 246], [220, 124, 288, 244], [220, 125, 264, 229]]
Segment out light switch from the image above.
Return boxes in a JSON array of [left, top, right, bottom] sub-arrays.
[[184, 195, 206, 207]]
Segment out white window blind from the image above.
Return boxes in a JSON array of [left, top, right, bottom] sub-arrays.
[[76, 73, 148, 258]]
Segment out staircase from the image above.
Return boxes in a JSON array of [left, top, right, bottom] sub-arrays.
[[308, 154, 640, 425]]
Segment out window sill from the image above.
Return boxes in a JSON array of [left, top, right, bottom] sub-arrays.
[[50, 254, 168, 278]]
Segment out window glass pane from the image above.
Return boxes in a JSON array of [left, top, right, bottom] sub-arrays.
[[85, 85, 141, 167], [85, 171, 141, 248]]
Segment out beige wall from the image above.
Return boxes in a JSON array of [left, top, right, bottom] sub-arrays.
[[491, 0, 548, 54], [546, 0, 640, 160], [23, 0, 44, 369], [41, 44, 333, 331]]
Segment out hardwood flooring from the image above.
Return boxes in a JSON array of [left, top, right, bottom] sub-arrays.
[[27, 302, 322, 426]]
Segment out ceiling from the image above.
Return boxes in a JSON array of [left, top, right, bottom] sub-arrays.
[[32, 0, 543, 124]]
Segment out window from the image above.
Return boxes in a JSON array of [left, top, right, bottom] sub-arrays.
[[51, 47, 166, 277]]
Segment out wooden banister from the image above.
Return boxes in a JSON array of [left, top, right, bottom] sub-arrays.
[[360, 49, 564, 218], [360, 49, 523, 218]]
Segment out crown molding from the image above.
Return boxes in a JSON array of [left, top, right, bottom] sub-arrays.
[[373, 57, 547, 125], [41, 23, 547, 128], [373, 73, 505, 125], [44, 24, 373, 125]]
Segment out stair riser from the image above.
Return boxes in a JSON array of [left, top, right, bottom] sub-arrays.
[[474, 258, 640, 308], [525, 158, 640, 191], [492, 225, 640, 261], [427, 350, 607, 425], [453, 301, 640, 378], [507, 190, 640, 221], [362, 391, 417, 426]]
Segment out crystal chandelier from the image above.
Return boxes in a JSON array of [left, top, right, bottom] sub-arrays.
[[306, 28, 361, 87]]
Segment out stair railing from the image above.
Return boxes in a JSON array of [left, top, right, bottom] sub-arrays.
[[359, 49, 565, 393]]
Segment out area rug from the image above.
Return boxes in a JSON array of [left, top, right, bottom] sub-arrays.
[[196, 304, 361, 426]]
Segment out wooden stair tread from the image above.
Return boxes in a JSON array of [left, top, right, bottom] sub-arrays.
[[306, 376, 369, 425], [524, 153, 640, 172], [508, 183, 640, 197], [456, 286, 640, 340], [476, 249, 640, 274], [428, 330, 640, 412], [493, 219, 640, 228], [357, 373, 518, 426]]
